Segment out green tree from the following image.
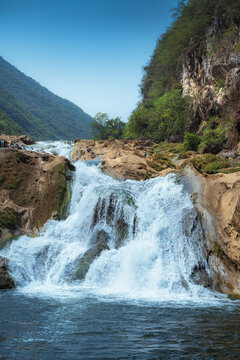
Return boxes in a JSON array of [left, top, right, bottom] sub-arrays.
[[125, 90, 191, 142], [91, 112, 125, 140]]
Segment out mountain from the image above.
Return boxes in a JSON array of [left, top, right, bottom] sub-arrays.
[[125, 0, 240, 152], [0, 107, 22, 136], [0, 84, 48, 138], [0, 56, 93, 140]]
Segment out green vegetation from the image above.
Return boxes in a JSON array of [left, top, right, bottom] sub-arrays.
[[16, 152, 32, 164], [0, 108, 23, 135], [0, 208, 20, 231], [8, 170, 25, 190], [191, 154, 230, 174], [141, 0, 240, 101], [56, 163, 72, 217], [0, 56, 93, 140], [124, 90, 191, 142], [56, 163, 67, 213], [183, 132, 201, 151], [91, 113, 125, 140], [0, 174, 5, 185], [149, 142, 183, 155], [144, 170, 155, 180], [124, 0, 240, 146], [199, 122, 229, 154]]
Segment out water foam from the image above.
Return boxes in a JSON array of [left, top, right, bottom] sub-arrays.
[[0, 141, 217, 302]]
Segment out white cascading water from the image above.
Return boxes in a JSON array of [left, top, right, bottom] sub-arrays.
[[0, 141, 215, 301]]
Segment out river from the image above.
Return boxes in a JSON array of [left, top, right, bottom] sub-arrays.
[[0, 141, 240, 359]]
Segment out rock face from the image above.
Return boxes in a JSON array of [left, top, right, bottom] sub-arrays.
[[0, 256, 15, 289], [72, 139, 177, 180], [182, 166, 240, 296], [0, 147, 74, 243], [181, 11, 240, 147]]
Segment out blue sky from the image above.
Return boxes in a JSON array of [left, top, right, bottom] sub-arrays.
[[0, 0, 178, 121]]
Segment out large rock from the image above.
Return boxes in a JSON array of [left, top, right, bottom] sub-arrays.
[[0, 256, 15, 289], [0, 147, 75, 243], [0, 134, 35, 148], [72, 139, 177, 180], [181, 165, 240, 296], [70, 230, 110, 281]]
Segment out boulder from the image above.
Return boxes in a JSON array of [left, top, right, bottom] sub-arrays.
[[0, 147, 75, 243], [72, 139, 177, 180], [70, 239, 109, 281], [0, 256, 15, 289]]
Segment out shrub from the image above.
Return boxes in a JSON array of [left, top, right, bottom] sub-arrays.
[[125, 90, 191, 142], [199, 128, 226, 154], [0, 208, 20, 230], [191, 154, 230, 174], [183, 132, 201, 151]]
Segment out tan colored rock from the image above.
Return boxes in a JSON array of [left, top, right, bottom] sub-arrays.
[[182, 166, 240, 295], [72, 139, 177, 180], [0, 147, 74, 243], [0, 134, 35, 148]]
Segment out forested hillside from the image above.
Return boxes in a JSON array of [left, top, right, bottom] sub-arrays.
[[0, 57, 93, 140], [125, 0, 240, 151], [0, 107, 23, 135], [0, 85, 51, 138]]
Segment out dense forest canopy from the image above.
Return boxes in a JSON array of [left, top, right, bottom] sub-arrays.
[[0, 57, 93, 140]]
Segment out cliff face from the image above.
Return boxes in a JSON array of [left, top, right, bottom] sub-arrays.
[[181, 11, 240, 147], [127, 1, 240, 146]]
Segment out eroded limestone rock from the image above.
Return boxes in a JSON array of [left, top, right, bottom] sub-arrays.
[[0, 147, 75, 243]]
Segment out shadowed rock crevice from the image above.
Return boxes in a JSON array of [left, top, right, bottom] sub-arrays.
[[0, 256, 15, 289]]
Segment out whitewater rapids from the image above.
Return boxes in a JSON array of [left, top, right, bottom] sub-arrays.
[[0, 141, 217, 302]]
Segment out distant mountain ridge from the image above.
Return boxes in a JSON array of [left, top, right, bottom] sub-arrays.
[[0, 56, 92, 140]]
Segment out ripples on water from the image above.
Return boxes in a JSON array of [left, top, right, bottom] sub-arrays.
[[1, 291, 240, 359], [1, 141, 240, 359]]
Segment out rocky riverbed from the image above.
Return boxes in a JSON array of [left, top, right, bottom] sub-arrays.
[[1, 136, 240, 297], [73, 138, 240, 297]]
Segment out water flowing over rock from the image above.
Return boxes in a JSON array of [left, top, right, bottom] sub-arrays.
[[0, 142, 216, 301], [72, 139, 177, 180]]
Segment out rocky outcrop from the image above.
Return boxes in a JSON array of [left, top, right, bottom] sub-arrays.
[[0, 134, 35, 148], [0, 147, 75, 244], [181, 11, 240, 147], [181, 165, 240, 296], [0, 256, 15, 289], [72, 139, 177, 180], [70, 231, 110, 282]]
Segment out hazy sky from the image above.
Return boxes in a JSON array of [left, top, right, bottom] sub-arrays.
[[0, 0, 178, 121]]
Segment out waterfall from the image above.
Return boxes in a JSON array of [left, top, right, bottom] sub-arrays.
[[0, 141, 214, 300], [0, 140, 5, 148]]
